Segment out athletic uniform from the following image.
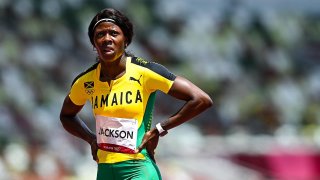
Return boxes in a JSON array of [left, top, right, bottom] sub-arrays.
[[69, 56, 176, 180]]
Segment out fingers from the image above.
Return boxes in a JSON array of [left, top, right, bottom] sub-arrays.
[[136, 131, 159, 155], [136, 140, 156, 163], [92, 154, 98, 162], [147, 136, 158, 163], [148, 151, 156, 163], [91, 142, 99, 163], [135, 131, 152, 153], [92, 150, 98, 162], [135, 139, 147, 153]]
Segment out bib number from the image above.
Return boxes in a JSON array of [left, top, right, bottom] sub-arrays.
[[96, 115, 138, 154]]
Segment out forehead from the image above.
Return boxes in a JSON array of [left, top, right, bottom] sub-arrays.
[[94, 22, 122, 32]]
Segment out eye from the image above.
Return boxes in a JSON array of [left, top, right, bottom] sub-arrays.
[[96, 31, 105, 38], [109, 30, 119, 37]]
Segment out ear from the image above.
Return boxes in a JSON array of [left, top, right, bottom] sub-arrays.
[[124, 38, 128, 48]]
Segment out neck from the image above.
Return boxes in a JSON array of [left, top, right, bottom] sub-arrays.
[[100, 55, 127, 80]]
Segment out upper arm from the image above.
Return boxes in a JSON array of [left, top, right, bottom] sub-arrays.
[[168, 76, 213, 104], [60, 95, 84, 118]]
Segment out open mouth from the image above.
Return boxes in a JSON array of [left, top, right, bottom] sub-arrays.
[[103, 47, 114, 53]]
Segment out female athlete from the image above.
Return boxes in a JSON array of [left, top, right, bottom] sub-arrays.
[[60, 8, 213, 180]]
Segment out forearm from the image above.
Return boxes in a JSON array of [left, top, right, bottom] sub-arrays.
[[161, 95, 212, 131], [60, 115, 96, 144], [157, 76, 213, 132]]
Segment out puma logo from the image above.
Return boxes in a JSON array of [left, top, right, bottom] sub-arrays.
[[130, 75, 142, 86]]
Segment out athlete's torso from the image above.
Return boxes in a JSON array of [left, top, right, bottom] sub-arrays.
[[69, 56, 175, 163]]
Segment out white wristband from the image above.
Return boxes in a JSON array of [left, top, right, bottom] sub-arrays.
[[156, 123, 167, 137]]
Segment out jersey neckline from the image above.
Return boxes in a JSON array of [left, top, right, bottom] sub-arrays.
[[95, 56, 131, 87]]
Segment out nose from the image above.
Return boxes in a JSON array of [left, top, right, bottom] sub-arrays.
[[102, 33, 112, 45]]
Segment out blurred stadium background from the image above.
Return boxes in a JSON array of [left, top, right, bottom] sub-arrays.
[[1, 0, 320, 179]]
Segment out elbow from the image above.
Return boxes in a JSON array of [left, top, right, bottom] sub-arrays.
[[59, 113, 66, 125], [203, 95, 213, 109], [59, 112, 71, 125], [59, 111, 65, 122], [198, 93, 213, 110], [59, 112, 74, 131]]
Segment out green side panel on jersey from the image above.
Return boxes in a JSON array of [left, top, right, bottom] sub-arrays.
[[137, 92, 156, 155]]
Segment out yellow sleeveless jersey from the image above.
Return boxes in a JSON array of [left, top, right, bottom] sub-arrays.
[[68, 56, 176, 163]]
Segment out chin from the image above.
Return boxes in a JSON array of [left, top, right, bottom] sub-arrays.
[[100, 54, 121, 63]]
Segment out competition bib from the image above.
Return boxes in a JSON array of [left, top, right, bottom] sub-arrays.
[[95, 115, 138, 154]]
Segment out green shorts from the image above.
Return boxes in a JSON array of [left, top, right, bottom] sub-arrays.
[[97, 155, 161, 180]]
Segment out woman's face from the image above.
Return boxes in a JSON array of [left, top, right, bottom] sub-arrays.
[[93, 22, 126, 63]]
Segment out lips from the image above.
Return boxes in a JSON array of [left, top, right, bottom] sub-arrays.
[[103, 47, 114, 53]]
